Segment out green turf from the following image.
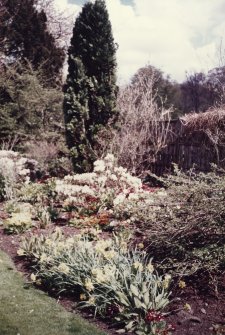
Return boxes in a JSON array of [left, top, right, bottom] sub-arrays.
[[0, 250, 107, 335]]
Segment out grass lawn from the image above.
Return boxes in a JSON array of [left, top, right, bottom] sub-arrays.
[[0, 250, 107, 335]]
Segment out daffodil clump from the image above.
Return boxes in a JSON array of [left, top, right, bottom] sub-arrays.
[[18, 228, 172, 334]]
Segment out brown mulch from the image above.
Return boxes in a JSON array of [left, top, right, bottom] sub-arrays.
[[0, 206, 225, 335]]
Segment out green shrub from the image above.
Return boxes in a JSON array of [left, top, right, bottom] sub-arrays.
[[137, 168, 225, 281], [3, 201, 35, 234], [3, 211, 33, 234], [16, 180, 56, 204]]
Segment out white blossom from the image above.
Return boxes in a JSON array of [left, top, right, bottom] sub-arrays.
[[113, 194, 126, 206], [93, 159, 105, 173]]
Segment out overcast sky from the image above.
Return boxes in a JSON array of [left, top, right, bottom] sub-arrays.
[[54, 0, 225, 83]]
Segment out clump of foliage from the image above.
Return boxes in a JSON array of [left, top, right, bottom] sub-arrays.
[[0, 62, 64, 145], [0, 150, 38, 199], [23, 139, 73, 178], [0, 0, 65, 84], [16, 182, 50, 204], [114, 166, 225, 283], [3, 202, 33, 233], [18, 228, 172, 335], [63, 0, 118, 173]]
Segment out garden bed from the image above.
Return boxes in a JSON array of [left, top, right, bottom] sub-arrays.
[[0, 153, 225, 335], [0, 221, 224, 335]]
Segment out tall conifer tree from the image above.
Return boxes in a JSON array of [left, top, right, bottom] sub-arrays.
[[0, 0, 64, 84], [63, 0, 118, 173]]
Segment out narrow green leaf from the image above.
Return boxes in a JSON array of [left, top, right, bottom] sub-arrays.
[[130, 284, 139, 297]]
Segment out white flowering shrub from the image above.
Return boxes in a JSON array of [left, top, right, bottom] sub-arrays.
[[18, 228, 171, 334], [113, 188, 168, 225], [0, 150, 38, 199], [56, 154, 141, 200], [53, 154, 166, 228]]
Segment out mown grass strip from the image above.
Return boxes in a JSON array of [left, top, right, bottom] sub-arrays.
[[0, 250, 107, 335]]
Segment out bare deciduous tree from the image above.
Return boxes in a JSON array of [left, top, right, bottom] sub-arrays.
[[109, 68, 173, 176], [35, 0, 75, 49]]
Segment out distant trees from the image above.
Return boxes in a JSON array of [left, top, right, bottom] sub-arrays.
[[131, 65, 182, 118], [0, 0, 65, 85], [130, 65, 225, 117], [180, 67, 225, 114], [63, 0, 118, 173]]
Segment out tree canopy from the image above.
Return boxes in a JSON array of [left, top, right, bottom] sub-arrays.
[[0, 0, 65, 85]]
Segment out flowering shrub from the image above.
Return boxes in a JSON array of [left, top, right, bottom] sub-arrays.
[[112, 188, 167, 225], [53, 154, 168, 231], [55, 154, 142, 212], [18, 228, 172, 334], [0, 150, 38, 199]]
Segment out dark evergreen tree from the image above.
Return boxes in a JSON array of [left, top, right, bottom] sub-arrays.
[[0, 61, 64, 144], [0, 0, 65, 85], [63, 0, 118, 173]]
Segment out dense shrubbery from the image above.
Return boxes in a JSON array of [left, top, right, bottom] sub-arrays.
[[2, 151, 225, 285], [136, 168, 225, 280], [51, 157, 225, 283]]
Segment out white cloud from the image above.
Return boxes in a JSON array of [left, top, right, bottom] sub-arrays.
[[54, 0, 225, 83], [106, 0, 225, 83], [54, 0, 80, 14]]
